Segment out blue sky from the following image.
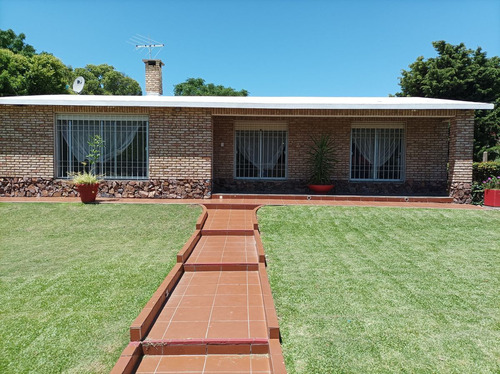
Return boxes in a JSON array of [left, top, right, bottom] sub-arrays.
[[1, 0, 499, 97]]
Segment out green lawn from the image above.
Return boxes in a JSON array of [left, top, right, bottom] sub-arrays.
[[258, 206, 500, 374], [0, 202, 201, 374]]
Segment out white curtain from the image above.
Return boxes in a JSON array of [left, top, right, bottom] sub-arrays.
[[376, 131, 398, 169], [353, 129, 375, 165], [61, 120, 140, 164], [354, 129, 398, 170], [237, 131, 285, 175]]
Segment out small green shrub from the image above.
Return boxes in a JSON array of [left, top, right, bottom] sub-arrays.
[[70, 171, 99, 185], [471, 182, 485, 205], [473, 161, 500, 182], [482, 175, 500, 190]]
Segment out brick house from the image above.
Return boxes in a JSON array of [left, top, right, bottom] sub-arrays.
[[0, 60, 493, 203]]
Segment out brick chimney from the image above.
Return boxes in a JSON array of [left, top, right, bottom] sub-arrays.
[[143, 59, 164, 96]]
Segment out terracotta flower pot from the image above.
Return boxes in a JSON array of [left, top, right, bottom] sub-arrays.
[[484, 189, 500, 207], [308, 184, 334, 193], [76, 183, 99, 203]]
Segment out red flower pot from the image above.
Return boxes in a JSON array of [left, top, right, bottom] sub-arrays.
[[76, 183, 99, 203], [308, 184, 334, 193], [484, 189, 500, 207]]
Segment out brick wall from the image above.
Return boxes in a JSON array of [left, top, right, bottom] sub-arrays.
[[0, 105, 213, 198], [0, 105, 474, 200], [213, 115, 449, 194], [0, 105, 54, 178], [448, 110, 475, 203], [149, 107, 212, 179]]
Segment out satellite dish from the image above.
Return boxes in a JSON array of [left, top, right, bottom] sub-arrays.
[[72, 76, 85, 94]]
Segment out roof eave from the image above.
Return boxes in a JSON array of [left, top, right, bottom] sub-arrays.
[[0, 95, 494, 110]]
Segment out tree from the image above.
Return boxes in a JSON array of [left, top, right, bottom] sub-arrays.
[[174, 77, 248, 96], [72, 64, 142, 95], [0, 29, 142, 97], [0, 49, 31, 95], [27, 53, 72, 95], [396, 41, 500, 161], [0, 29, 35, 57], [0, 49, 70, 96]]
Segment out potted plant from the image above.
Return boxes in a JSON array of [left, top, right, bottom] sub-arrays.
[[483, 175, 500, 207], [307, 134, 336, 193], [70, 135, 104, 203]]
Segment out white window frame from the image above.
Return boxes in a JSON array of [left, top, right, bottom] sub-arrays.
[[350, 123, 405, 182], [234, 122, 288, 180], [55, 114, 149, 180]]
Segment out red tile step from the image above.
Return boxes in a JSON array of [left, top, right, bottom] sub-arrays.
[[211, 193, 453, 203], [185, 235, 260, 271], [136, 354, 272, 374], [142, 339, 269, 355], [202, 208, 256, 231]]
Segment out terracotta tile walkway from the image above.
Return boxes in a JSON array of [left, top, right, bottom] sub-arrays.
[[112, 203, 286, 373], [137, 354, 271, 374], [146, 271, 266, 341], [185, 236, 259, 267], [0, 194, 484, 373], [0, 194, 484, 210]]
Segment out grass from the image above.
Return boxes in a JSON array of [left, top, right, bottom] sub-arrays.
[[0, 202, 201, 374], [258, 206, 500, 374]]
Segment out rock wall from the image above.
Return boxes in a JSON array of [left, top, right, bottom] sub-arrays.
[[448, 182, 472, 204], [213, 178, 448, 197], [0, 178, 212, 199]]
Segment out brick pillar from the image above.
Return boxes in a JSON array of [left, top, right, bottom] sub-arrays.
[[448, 110, 474, 203], [143, 59, 164, 96]]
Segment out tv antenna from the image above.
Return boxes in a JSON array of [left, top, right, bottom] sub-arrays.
[[128, 34, 164, 59], [72, 76, 85, 94]]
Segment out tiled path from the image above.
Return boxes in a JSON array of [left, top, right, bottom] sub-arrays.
[[0, 194, 485, 210], [112, 203, 286, 373], [0, 194, 485, 373]]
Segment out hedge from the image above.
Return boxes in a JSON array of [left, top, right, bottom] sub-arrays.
[[473, 161, 500, 183]]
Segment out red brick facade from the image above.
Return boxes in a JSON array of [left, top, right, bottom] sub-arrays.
[[0, 105, 212, 198], [448, 110, 475, 203], [0, 105, 475, 202], [213, 114, 451, 197]]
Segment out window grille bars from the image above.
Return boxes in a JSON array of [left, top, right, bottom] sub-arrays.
[[234, 123, 288, 179], [350, 126, 404, 181], [55, 115, 148, 180]]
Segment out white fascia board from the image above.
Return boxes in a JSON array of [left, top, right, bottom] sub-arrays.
[[0, 95, 494, 110]]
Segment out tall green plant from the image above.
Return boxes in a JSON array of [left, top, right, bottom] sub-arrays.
[[70, 135, 105, 185], [85, 135, 104, 175], [307, 134, 336, 185]]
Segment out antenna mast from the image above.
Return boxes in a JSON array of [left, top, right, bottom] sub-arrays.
[[129, 34, 164, 59]]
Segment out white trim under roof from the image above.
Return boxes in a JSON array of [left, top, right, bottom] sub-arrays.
[[0, 95, 494, 110]]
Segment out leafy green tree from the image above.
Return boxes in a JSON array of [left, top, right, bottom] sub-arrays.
[[0, 49, 71, 96], [0, 29, 142, 97], [396, 41, 500, 160], [0, 29, 36, 57], [72, 64, 142, 95], [0, 49, 31, 95], [27, 53, 72, 95], [0, 28, 70, 96], [174, 77, 248, 96]]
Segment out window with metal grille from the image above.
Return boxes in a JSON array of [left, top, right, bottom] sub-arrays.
[[55, 114, 148, 179], [234, 122, 288, 179], [350, 124, 405, 181]]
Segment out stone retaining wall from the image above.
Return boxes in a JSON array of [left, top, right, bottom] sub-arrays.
[[0, 178, 212, 199], [449, 182, 472, 204], [213, 178, 447, 196]]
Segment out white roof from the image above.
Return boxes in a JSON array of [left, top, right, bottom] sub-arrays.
[[0, 95, 494, 110]]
